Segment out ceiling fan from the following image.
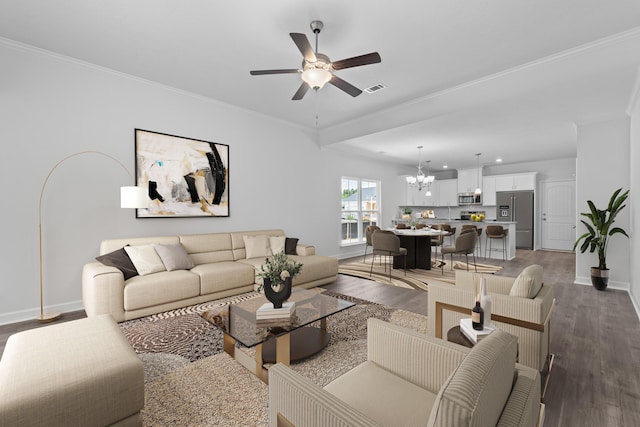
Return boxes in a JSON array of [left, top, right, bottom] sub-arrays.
[[250, 20, 381, 100]]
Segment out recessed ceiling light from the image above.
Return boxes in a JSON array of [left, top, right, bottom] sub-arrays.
[[442, 164, 448, 169], [496, 158, 503, 163]]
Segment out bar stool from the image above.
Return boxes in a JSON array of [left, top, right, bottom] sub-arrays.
[[461, 224, 482, 258], [485, 225, 508, 260]]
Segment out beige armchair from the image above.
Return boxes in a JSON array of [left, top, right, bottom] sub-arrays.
[[269, 318, 544, 427], [427, 266, 554, 375]]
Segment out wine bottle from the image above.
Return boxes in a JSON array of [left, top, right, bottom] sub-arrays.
[[480, 277, 492, 326], [472, 301, 484, 331]]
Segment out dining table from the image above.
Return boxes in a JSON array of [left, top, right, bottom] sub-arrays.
[[387, 228, 448, 270]]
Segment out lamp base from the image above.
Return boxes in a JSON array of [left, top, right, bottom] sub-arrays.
[[37, 312, 62, 323]]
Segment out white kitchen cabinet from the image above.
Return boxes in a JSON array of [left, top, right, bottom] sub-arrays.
[[494, 173, 537, 191], [406, 185, 423, 205], [457, 168, 482, 194], [437, 179, 458, 206], [482, 176, 497, 206]]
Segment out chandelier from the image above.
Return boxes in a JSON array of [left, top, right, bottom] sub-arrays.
[[406, 145, 435, 191]]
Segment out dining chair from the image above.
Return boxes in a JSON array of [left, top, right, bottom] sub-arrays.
[[363, 225, 380, 262], [430, 224, 445, 258], [370, 230, 407, 282], [441, 230, 477, 274], [441, 224, 456, 245], [485, 225, 508, 260], [461, 224, 483, 258]]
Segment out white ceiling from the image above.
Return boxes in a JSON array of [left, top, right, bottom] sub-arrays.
[[3, 0, 640, 171]]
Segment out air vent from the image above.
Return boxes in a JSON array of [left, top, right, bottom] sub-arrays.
[[364, 83, 386, 94]]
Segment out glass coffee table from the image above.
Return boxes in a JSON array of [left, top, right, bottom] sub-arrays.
[[202, 288, 354, 383]]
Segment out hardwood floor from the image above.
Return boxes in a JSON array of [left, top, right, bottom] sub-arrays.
[[2, 249, 639, 426], [327, 250, 640, 427]]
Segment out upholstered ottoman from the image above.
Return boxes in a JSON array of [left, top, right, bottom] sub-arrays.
[[0, 315, 144, 427]]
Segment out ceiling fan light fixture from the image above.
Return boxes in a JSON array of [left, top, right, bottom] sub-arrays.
[[301, 67, 332, 89]]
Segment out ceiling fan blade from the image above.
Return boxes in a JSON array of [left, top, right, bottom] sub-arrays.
[[292, 82, 310, 100], [250, 69, 300, 75], [290, 33, 317, 62], [331, 52, 381, 70], [329, 75, 362, 97]]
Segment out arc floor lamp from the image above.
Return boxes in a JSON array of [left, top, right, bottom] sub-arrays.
[[38, 150, 147, 322]]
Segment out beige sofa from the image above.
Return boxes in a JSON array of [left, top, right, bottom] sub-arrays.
[[83, 229, 338, 322], [0, 315, 144, 427], [269, 318, 544, 427]]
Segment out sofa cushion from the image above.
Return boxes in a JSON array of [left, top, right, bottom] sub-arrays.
[[427, 330, 518, 427], [324, 360, 436, 427], [95, 247, 138, 280], [154, 243, 194, 271], [124, 245, 166, 276], [509, 264, 543, 298], [269, 236, 286, 254], [243, 235, 272, 259], [123, 270, 200, 311], [285, 237, 299, 255], [191, 261, 256, 295], [237, 254, 338, 286]]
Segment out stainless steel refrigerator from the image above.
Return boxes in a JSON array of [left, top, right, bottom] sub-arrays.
[[496, 190, 534, 249]]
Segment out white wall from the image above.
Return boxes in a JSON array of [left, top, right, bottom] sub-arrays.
[[0, 40, 406, 324], [575, 118, 631, 289], [629, 103, 640, 315]]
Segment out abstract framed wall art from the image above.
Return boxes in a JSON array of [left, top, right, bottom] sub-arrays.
[[134, 129, 229, 218]]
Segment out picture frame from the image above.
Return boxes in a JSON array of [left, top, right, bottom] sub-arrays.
[[134, 129, 229, 218]]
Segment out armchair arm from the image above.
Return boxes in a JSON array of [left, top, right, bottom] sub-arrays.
[[366, 318, 468, 393], [295, 244, 315, 256], [498, 364, 543, 427], [268, 363, 379, 427]]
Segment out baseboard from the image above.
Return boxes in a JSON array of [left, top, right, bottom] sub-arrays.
[[0, 300, 84, 326], [574, 275, 629, 291], [629, 291, 640, 323]]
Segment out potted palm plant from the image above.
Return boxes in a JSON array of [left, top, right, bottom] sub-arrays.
[[573, 188, 629, 290]]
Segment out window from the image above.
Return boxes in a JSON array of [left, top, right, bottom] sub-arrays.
[[341, 177, 380, 245]]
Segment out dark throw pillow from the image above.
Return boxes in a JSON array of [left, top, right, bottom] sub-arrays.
[[96, 247, 139, 280], [285, 237, 299, 255]]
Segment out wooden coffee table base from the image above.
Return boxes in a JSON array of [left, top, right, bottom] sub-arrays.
[[222, 319, 330, 383], [262, 327, 330, 363]]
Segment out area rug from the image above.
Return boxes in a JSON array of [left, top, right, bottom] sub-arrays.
[[119, 291, 429, 426], [339, 258, 502, 290]]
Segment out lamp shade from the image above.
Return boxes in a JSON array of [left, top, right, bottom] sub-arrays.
[[301, 68, 332, 89], [121, 186, 148, 208]]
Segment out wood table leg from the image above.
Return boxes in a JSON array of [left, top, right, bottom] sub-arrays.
[[275, 334, 291, 366]]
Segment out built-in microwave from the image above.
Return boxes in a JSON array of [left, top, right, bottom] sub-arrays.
[[458, 193, 482, 205]]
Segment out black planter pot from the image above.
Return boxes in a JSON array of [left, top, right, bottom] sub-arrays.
[[590, 267, 609, 291], [263, 276, 292, 308]]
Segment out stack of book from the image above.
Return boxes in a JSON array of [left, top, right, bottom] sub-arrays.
[[460, 318, 495, 344], [256, 301, 296, 322]]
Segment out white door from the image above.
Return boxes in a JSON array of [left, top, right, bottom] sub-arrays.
[[541, 180, 576, 251]]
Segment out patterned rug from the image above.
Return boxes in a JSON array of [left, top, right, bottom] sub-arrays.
[[339, 258, 502, 291], [119, 290, 429, 426]]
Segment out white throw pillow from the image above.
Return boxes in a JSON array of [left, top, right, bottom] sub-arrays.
[[154, 243, 194, 271], [243, 235, 272, 259], [509, 264, 543, 298], [124, 245, 166, 276], [269, 236, 286, 254]]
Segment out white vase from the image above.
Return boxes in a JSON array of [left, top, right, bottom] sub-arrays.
[[479, 277, 492, 326]]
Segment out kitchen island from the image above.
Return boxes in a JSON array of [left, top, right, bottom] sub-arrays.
[[392, 219, 516, 260]]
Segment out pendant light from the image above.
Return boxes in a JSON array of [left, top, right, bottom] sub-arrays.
[[474, 153, 482, 195]]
